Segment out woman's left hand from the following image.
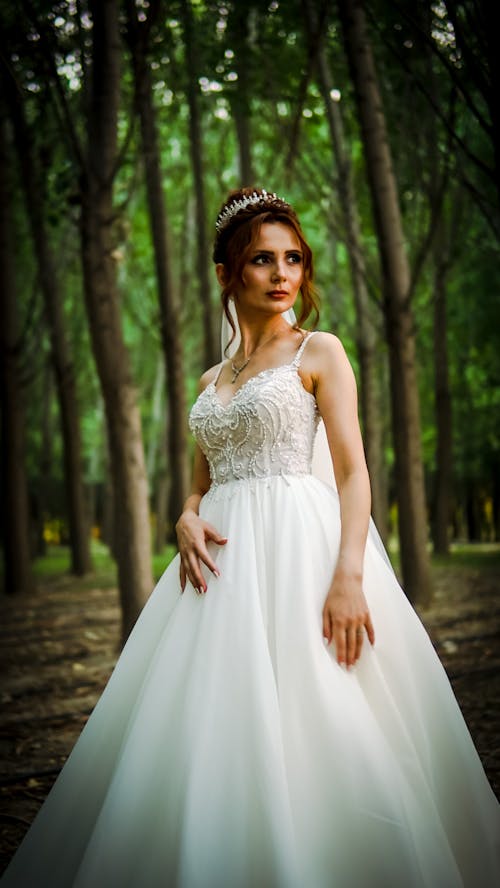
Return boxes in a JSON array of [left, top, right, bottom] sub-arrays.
[[322, 568, 375, 667]]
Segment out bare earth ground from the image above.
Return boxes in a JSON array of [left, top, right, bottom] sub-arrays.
[[1, 552, 499, 875]]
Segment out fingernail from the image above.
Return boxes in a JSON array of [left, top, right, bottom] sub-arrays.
[[323, 637, 329, 645], [213, 568, 220, 577]]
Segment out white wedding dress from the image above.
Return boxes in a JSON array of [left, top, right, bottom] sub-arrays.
[[2, 332, 499, 887]]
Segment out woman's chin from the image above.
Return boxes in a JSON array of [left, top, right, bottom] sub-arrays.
[[267, 295, 297, 313]]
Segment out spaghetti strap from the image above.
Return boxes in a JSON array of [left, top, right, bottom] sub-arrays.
[[292, 330, 317, 368], [213, 362, 225, 385], [213, 362, 225, 386]]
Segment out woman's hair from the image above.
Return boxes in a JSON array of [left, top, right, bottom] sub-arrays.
[[213, 187, 319, 353]]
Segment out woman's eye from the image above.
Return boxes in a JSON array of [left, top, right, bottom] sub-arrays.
[[251, 253, 302, 265]]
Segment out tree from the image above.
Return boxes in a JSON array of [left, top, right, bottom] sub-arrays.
[[303, 0, 388, 539], [339, 0, 432, 604], [383, 0, 500, 236], [127, 0, 190, 527], [226, 2, 255, 185], [2, 58, 92, 576], [0, 117, 36, 597], [431, 234, 453, 553], [77, 0, 154, 639], [180, 0, 218, 368]]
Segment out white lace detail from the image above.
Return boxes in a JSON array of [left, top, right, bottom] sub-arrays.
[[189, 333, 320, 486]]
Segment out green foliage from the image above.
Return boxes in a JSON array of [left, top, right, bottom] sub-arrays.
[[2, 0, 499, 545]]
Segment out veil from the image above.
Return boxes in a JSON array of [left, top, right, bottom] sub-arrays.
[[220, 299, 394, 571]]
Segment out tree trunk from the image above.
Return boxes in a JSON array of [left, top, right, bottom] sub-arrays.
[[228, 4, 254, 185], [180, 0, 218, 368], [35, 362, 53, 558], [0, 118, 36, 597], [3, 69, 92, 575], [146, 357, 165, 484], [304, 0, 387, 540], [431, 232, 453, 554], [129, 18, 190, 523], [81, 0, 153, 641], [339, 0, 432, 604], [154, 468, 170, 555]]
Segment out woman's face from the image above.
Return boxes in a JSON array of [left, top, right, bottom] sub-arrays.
[[223, 222, 304, 318]]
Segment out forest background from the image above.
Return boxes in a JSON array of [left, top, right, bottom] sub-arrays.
[[1, 0, 499, 644]]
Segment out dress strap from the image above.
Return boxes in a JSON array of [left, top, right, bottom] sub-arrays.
[[292, 331, 317, 368], [213, 362, 225, 386]]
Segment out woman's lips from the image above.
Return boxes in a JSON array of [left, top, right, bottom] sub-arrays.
[[267, 290, 289, 297]]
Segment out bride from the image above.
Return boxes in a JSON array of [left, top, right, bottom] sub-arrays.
[[2, 188, 499, 887]]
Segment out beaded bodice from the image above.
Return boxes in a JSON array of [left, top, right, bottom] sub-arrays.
[[189, 332, 320, 486]]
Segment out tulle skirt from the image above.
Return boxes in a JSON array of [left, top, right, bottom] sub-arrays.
[[2, 475, 499, 887]]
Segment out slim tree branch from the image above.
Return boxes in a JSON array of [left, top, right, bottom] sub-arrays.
[[21, 0, 86, 171], [386, 1, 491, 135]]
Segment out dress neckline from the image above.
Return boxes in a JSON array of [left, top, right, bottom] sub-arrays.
[[210, 331, 317, 410], [209, 364, 296, 410]]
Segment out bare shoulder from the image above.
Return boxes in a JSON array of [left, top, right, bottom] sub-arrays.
[[307, 330, 348, 358], [199, 362, 224, 393], [302, 331, 353, 380]]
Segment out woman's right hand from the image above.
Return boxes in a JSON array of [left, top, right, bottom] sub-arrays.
[[175, 509, 227, 594]]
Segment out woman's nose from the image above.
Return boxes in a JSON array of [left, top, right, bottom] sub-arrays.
[[271, 261, 286, 280]]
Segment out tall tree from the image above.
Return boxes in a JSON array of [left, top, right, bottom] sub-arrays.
[[431, 215, 453, 554], [227, 3, 255, 185], [303, 0, 387, 540], [2, 61, 92, 576], [79, 0, 153, 639], [7, 0, 154, 637], [377, 13, 457, 555], [381, 0, 499, 237], [180, 0, 218, 369], [127, 0, 190, 526], [339, 0, 432, 604], [0, 117, 36, 597]]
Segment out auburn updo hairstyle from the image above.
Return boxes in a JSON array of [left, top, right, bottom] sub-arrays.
[[213, 187, 319, 354]]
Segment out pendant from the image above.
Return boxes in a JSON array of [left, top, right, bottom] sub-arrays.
[[230, 358, 250, 383]]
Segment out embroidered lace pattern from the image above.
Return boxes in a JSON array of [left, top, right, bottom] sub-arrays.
[[189, 333, 320, 487]]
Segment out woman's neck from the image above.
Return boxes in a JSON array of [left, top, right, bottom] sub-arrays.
[[235, 314, 293, 359]]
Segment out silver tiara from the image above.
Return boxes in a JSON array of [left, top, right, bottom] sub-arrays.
[[215, 189, 286, 233]]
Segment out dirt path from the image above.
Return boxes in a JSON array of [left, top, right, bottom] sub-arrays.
[[1, 556, 499, 873]]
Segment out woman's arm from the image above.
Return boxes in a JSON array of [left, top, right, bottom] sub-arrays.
[[175, 368, 227, 595], [305, 332, 375, 667]]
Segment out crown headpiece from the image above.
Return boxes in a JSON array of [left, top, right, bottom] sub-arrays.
[[215, 189, 288, 233]]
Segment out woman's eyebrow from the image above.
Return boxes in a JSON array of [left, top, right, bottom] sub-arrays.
[[251, 248, 303, 255]]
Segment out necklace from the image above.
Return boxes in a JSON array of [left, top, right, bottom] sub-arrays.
[[230, 357, 250, 383], [230, 331, 281, 384]]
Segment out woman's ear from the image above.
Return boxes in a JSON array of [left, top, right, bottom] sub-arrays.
[[215, 263, 227, 287]]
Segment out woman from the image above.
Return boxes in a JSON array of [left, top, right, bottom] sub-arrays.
[[2, 188, 499, 887]]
